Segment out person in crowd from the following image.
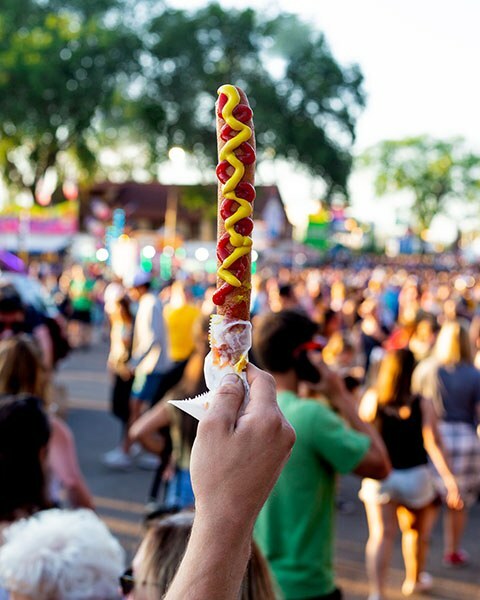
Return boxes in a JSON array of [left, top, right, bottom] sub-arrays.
[[44, 272, 72, 319], [121, 511, 277, 599], [0, 393, 52, 600], [0, 509, 125, 600], [408, 314, 439, 362], [469, 308, 480, 369], [102, 294, 135, 469], [129, 315, 210, 509], [358, 298, 390, 375], [397, 276, 420, 326], [359, 349, 463, 599], [158, 280, 201, 402], [383, 317, 417, 353], [104, 275, 126, 318], [0, 282, 54, 370], [250, 274, 269, 317], [276, 283, 300, 312], [68, 264, 95, 349], [322, 331, 360, 379], [130, 271, 171, 407], [321, 308, 342, 341], [252, 310, 390, 600], [53, 271, 75, 320], [0, 394, 51, 530], [104, 272, 170, 470], [0, 335, 94, 509], [412, 319, 480, 566]]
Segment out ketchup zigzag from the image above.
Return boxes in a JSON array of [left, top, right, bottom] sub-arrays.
[[213, 84, 256, 309]]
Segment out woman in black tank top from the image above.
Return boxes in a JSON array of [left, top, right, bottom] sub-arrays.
[[359, 349, 462, 600], [378, 395, 428, 470]]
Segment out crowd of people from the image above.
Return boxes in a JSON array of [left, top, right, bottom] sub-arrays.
[[0, 253, 479, 599]]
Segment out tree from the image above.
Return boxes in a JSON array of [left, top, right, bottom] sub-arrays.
[[361, 136, 480, 231], [139, 4, 365, 197], [0, 0, 141, 203], [1, 1, 365, 205]]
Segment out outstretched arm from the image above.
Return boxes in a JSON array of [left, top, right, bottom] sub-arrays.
[[164, 364, 296, 600]]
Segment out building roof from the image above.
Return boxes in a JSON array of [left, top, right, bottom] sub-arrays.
[[88, 181, 291, 229]]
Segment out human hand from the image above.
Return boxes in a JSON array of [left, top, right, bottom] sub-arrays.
[[305, 352, 349, 408], [445, 478, 464, 511], [190, 364, 296, 531]]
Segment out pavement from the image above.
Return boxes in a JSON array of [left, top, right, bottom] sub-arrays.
[[58, 341, 480, 600]]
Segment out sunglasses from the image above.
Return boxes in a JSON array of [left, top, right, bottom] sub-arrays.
[[119, 568, 160, 596], [0, 321, 25, 334], [119, 568, 135, 595]]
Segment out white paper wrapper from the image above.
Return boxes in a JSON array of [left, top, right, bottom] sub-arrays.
[[169, 315, 251, 421]]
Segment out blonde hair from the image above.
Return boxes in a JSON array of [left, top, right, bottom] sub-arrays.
[[434, 320, 472, 366], [137, 511, 276, 600], [0, 335, 46, 399]]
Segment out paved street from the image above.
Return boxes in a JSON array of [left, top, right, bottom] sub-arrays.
[[59, 342, 480, 599]]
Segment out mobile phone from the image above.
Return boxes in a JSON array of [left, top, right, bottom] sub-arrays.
[[293, 350, 321, 384]]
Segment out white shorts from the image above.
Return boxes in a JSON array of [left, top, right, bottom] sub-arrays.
[[359, 464, 437, 509]]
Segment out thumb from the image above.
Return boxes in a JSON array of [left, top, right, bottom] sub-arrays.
[[209, 373, 245, 428]]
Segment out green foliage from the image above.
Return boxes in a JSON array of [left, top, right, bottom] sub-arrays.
[[179, 185, 217, 218], [141, 4, 365, 196], [0, 0, 365, 206], [0, 0, 141, 201], [361, 136, 480, 231]]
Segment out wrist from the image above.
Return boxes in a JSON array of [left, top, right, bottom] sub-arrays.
[[194, 504, 256, 541], [444, 475, 457, 487], [331, 389, 353, 410], [190, 510, 253, 568]]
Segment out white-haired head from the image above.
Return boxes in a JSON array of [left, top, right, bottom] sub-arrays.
[[0, 509, 125, 600]]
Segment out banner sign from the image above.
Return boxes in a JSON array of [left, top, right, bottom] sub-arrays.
[[0, 201, 78, 235]]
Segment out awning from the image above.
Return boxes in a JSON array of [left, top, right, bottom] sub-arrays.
[[1, 233, 72, 253]]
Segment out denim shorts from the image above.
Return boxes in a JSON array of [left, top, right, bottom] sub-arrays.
[[131, 373, 163, 402], [165, 469, 195, 509], [359, 464, 437, 509]]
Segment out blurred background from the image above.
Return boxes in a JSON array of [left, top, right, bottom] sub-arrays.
[[2, 0, 479, 277]]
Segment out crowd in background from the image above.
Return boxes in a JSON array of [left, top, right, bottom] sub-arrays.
[[0, 253, 479, 599]]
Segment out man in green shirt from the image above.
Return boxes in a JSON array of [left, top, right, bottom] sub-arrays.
[[253, 310, 390, 600], [69, 264, 95, 349]]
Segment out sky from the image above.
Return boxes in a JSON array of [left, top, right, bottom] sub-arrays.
[[166, 0, 480, 237]]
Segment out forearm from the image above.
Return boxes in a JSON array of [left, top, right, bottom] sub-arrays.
[[130, 342, 154, 369], [165, 514, 252, 600], [336, 391, 390, 476], [423, 432, 455, 483], [35, 325, 54, 370], [68, 481, 95, 510]]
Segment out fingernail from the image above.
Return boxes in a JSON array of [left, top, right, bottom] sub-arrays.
[[222, 373, 241, 386]]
